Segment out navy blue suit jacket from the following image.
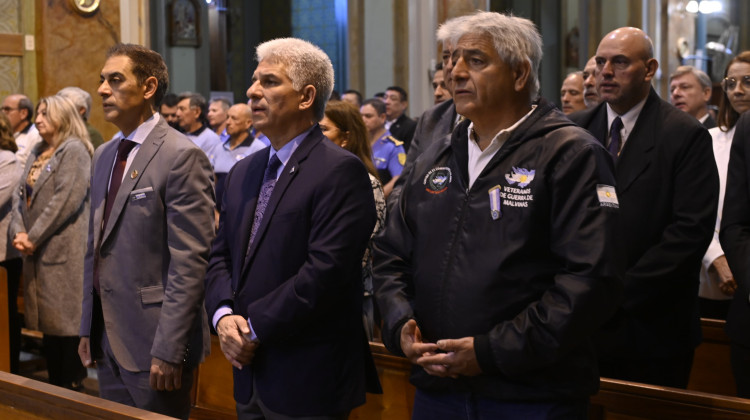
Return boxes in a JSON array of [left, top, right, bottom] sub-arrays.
[[205, 126, 378, 416]]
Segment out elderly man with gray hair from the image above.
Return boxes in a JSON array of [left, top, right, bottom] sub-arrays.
[[374, 11, 621, 419], [205, 37, 378, 419], [57, 86, 105, 149], [669, 65, 716, 128]]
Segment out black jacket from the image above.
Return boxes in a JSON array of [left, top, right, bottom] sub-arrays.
[[373, 100, 622, 401], [389, 113, 417, 151], [569, 89, 718, 360]]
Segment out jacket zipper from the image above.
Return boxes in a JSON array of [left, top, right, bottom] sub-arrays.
[[438, 186, 471, 337]]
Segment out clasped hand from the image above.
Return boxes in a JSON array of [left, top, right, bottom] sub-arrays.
[[12, 232, 35, 256], [216, 315, 258, 369], [400, 319, 482, 379]]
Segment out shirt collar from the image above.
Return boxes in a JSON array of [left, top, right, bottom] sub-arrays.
[[114, 112, 160, 145], [606, 96, 648, 142], [269, 125, 315, 168], [187, 123, 208, 137], [467, 105, 537, 149]]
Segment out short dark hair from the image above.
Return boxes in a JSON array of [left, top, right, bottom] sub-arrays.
[[161, 92, 179, 108], [362, 98, 386, 116], [344, 89, 363, 104], [386, 86, 408, 102], [435, 61, 443, 71], [107, 43, 169, 106], [373, 92, 385, 99], [178, 92, 209, 125], [18, 96, 34, 123]]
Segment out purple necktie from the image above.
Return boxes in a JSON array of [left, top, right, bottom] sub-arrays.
[[248, 154, 282, 247], [608, 117, 623, 160], [94, 139, 137, 292]]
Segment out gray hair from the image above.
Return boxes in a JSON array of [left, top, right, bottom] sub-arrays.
[[669, 65, 712, 90], [256, 38, 334, 121], [436, 14, 471, 45], [446, 11, 543, 101], [57, 86, 93, 121], [210, 97, 231, 111]]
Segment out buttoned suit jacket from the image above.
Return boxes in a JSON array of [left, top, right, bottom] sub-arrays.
[[79, 117, 215, 372], [720, 112, 750, 347], [569, 88, 718, 360], [389, 113, 417, 151], [205, 126, 378, 416]]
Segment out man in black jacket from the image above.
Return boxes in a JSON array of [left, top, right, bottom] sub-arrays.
[[383, 86, 417, 150], [569, 27, 718, 388], [374, 11, 621, 419]]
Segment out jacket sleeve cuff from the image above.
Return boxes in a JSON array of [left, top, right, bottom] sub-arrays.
[[386, 318, 411, 357], [474, 334, 501, 374]]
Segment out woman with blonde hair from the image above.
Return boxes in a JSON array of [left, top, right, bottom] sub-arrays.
[[10, 95, 93, 390], [320, 100, 385, 340]]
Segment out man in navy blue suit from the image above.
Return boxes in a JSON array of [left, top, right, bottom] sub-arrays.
[[204, 38, 378, 419]]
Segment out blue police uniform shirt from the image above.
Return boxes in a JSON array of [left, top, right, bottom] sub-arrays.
[[207, 132, 267, 174], [371, 130, 405, 184]]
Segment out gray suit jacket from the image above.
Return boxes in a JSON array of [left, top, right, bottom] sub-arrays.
[[79, 117, 215, 372], [10, 138, 90, 336]]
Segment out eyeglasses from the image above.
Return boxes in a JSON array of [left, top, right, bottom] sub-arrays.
[[1, 106, 19, 113], [722, 75, 750, 92]]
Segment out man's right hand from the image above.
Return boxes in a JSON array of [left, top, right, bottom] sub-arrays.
[[216, 315, 258, 369], [400, 319, 444, 375], [78, 337, 95, 368]]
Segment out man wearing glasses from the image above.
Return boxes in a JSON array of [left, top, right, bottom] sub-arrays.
[[1, 94, 42, 165], [569, 27, 719, 389]]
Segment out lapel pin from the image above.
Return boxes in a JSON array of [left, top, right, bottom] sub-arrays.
[[130, 169, 138, 179], [45, 164, 52, 172], [290, 166, 296, 174]]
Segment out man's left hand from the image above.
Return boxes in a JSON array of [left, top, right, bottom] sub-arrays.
[[149, 357, 183, 391], [416, 337, 482, 378]]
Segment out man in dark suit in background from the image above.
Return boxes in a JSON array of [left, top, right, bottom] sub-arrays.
[[205, 37, 377, 419], [569, 27, 718, 388], [383, 86, 417, 150], [78, 44, 215, 419], [669, 65, 717, 129]]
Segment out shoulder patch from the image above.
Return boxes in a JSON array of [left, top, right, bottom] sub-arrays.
[[387, 136, 404, 146], [398, 153, 406, 166]]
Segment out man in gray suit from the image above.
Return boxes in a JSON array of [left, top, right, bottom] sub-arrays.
[[77, 44, 215, 419]]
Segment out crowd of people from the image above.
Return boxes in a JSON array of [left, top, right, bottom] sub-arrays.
[[1, 8, 750, 420]]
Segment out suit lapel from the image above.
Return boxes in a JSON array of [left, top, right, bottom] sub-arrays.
[[616, 89, 659, 194], [101, 121, 166, 245], [235, 148, 269, 287], [241, 129, 322, 276], [92, 140, 119, 251]]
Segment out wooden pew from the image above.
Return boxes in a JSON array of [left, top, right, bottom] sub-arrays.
[[591, 378, 750, 420], [191, 339, 750, 420], [0, 370, 175, 419], [689, 318, 735, 396]]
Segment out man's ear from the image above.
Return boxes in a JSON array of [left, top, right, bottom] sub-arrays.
[[299, 85, 316, 111], [143, 76, 158, 101], [643, 58, 659, 82], [513, 60, 532, 92]]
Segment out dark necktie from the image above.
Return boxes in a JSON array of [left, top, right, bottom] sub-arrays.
[[248, 154, 282, 247], [95, 139, 137, 292], [608, 116, 623, 159]]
